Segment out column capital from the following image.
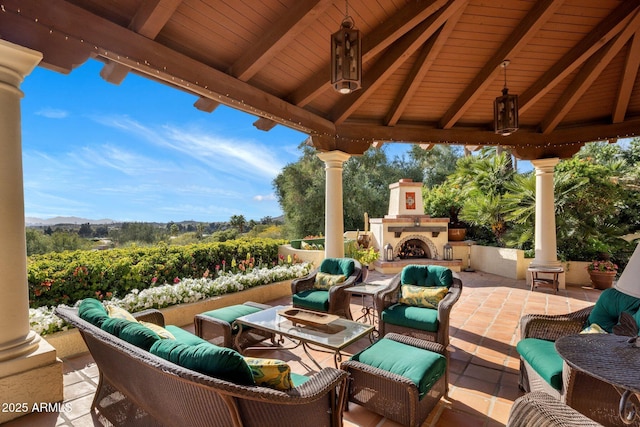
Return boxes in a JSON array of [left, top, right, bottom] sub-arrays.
[[317, 150, 351, 165], [0, 40, 42, 87], [531, 157, 559, 173]]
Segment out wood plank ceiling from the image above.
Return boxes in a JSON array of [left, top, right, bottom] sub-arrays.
[[1, 0, 640, 159]]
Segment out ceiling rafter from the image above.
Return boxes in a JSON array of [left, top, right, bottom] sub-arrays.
[[439, 0, 564, 130], [228, 0, 333, 81], [541, 11, 640, 134], [519, 1, 640, 114], [288, 0, 450, 107], [613, 30, 640, 123], [100, 0, 181, 85], [385, 6, 465, 126], [330, 0, 467, 125]]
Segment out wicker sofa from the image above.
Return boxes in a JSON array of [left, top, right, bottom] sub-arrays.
[[517, 287, 640, 427], [55, 305, 348, 427], [508, 392, 602, 427]]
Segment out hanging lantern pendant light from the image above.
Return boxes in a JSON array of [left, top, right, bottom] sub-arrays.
[[494, 60, 519, 136], [331, 0, 362, 94]]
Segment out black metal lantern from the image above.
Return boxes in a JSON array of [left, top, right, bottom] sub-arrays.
[[443, 243, 453, 261], [384, 243, 394, 262], [494, 60, 518, 136], [331, 1, 361, 94]]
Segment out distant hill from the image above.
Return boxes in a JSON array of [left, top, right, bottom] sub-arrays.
[[25, 216, 116, 226]]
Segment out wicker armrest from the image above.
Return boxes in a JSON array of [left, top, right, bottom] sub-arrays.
[[133, 309, 166, 326], [374, 273, 401, 313], [291, 269, 318, 293], [508, 391, 603, 427], [520, 306, 593, 341], [383, 332, 447, 355]]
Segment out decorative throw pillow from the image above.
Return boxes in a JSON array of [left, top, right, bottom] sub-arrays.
[[399, 285, 449, 309], [106, 305, 137, 322], [140, 321, 176, 340], [244, 357, 293, 391], [580, 323, 607, 334], [313, 272, 346, 290]]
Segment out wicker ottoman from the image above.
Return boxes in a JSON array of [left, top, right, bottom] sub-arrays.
[[340, 333, 447, 427], [194, 302, 274, 349]]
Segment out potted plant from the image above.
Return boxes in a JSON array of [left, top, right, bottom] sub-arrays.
[[586, 259, 618, 290], [349, 246, 379, 282]]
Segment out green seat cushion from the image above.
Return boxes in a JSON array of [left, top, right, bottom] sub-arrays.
[[201, 304, 265, 334], [320, 258, 355, 277], [292, 289, 329, 312], [78, 298, 109, 327], [382, 303, 438, 332], [350, 337, 446, 399], [165, 325, 209, 346], [101, 317, 161, 351], [588, 288, 640, 333], [516, 338, 563, 390], [150, 340, 254, 385], [401, 265, 453, 288]]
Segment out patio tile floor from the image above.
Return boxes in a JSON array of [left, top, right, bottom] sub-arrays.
[[4, 270, 601, 426]]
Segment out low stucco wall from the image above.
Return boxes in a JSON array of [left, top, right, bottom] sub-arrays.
[[279, 244, 324, 267], [46, 279, 293, 359], [470, 245, 527, 279]]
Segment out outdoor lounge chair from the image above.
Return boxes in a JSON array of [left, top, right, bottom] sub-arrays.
[[291, 257, 362, 319], [508, 392, 602, 427], [517, 287, 640, 426], [375, 265, 462, 349]]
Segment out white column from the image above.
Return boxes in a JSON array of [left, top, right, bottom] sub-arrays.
[[0, 40, 62, 423], [317, 151, 351, 258], [530, 158, 564, 287]]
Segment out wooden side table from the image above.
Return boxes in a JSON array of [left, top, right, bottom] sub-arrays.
[[528, 266, 563, 294]]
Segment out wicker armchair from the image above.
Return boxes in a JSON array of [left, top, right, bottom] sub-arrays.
[[55, 306, 348, 427], [291, 257, 362, 319], [375, 265, 462, 348], [508, 392, 602, 427], [519, 304, 640, 426]]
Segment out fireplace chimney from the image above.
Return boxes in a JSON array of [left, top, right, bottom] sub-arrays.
[[387, 179, 424, 218]]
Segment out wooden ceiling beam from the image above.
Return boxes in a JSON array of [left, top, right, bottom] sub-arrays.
[[100, 0, 181, 84], [193, 97, 220, 113], [613, 31, 640, 123], [253, 118, 278, 131], [541, 11, 640, 134], [519, 1, 640, 114], [330, 0, 467, 125], [288, 0, 450, 107], [228, 0, 333, 81], [439, 0, 564, 130], [385, 6, 464, 126], [1, 0, 335, 135]]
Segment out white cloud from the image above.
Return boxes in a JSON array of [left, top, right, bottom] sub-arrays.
[[253, 193, 276, 202], [35, 108, 69, 119]]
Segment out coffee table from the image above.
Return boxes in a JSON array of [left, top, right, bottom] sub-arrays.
[[234, 305, 374, 369]]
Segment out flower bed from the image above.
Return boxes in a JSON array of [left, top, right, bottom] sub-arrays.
[[30, 262, 312, 336]]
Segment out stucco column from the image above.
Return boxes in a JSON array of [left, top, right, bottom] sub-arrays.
[[530, 158, 564, 287], [0, 40, 62, 423], [317, 151, 351, 258]]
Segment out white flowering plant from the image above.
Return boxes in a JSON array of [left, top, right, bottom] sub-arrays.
[[29, 262, 312, 336]]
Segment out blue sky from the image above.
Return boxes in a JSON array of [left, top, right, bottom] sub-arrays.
[[20, 59, 318, 223]]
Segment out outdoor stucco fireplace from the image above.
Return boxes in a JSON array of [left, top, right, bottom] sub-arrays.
[[369, 179, 463, 273]]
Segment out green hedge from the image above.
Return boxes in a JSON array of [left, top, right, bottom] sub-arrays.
[[28, 238, 286, 308]]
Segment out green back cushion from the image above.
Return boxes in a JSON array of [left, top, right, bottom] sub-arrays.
[[516, 338, 563, 390], [150, 340, 254, 385], [101, 317, 161, 351], [351, 337, 446, 399], [78, 298, 109, 327], [401, 265, 453, 288], [381, 303, 439, 332], [320, 258, 355, 277], [588, 288, 640, 333], [165, 325, 210, 346]]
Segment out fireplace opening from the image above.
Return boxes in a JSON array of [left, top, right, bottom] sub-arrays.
[[398, 239, 431, 259]]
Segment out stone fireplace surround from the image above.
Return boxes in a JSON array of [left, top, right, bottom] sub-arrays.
[[368, 178, 463, 274]]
